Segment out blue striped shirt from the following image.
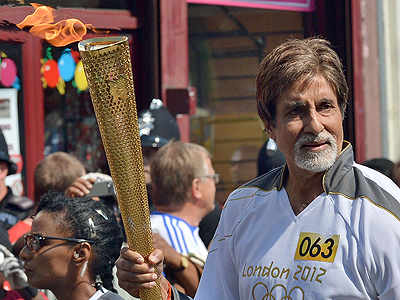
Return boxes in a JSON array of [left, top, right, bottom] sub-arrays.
[[151, 211, 208, 262]]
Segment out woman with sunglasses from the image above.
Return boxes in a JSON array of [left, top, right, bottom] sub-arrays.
[[19, 191, 124, 300]]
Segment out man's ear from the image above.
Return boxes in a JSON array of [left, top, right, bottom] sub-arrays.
[[264, 121, 276, 140], [269, 128, 277, 141], [72, 242, 91, 264], [191, 178, 202, 202]]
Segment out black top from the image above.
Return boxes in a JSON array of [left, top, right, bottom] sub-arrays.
[[0, 187, 34, 230]]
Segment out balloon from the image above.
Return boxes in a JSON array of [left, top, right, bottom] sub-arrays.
[[74, 60, 88, 91], [42, 59, 59, 88], [56, 77, 65, 95], [58, 50, 76, 82], [0, 58, 17, 87], [12, 76, 21, 91], [70, 49, 80, 63]]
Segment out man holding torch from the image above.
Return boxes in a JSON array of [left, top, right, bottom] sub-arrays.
[[115, 37, 400, 299]]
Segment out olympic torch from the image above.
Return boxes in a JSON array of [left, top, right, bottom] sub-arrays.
[[78, 36, 161, 300]]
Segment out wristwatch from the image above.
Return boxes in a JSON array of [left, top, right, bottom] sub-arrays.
[[173, 255, 190, 272]]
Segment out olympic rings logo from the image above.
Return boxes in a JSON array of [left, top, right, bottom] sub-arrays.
[[251, 282, 304, 300]]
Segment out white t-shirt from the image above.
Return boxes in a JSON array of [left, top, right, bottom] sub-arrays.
[[89, 289, 106, 300], [195, 144, 400, 299], [88, 288, 124, 300], [151, 212, 208, 263]]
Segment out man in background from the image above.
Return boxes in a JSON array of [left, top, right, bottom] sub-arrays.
[[148, 141, 216, 297], [34, 151, 86, 201], [362, 158, 395, 182], [257, 137, 285, 176], [9, 151, 86, 244]]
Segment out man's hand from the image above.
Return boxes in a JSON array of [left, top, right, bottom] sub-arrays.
[[152, 233, 182, 269], [152, 233, 202, 297], [116, 247, 169, 299], [65, 177, 95, 197]]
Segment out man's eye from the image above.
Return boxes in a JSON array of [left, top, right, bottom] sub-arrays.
[[288, 108, 301, 116], [320, 106, 331, 112], [318, 102, 334, 111]]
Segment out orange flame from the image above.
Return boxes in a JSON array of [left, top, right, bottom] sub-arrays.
[[16, 3, 92, 47]]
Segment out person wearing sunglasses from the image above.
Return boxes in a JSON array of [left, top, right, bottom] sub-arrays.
[[19, 191, 124, 300]]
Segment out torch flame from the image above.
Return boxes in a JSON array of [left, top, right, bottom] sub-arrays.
[[29, 19, 87, 47], [17, 3, 54, 26], [16, 3, 92, 47]]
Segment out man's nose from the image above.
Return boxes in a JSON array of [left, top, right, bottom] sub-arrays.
[[304, 110, 324, 134]]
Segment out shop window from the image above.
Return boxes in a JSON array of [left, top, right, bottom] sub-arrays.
[[42, 42, 108, 173], [189, 4, 305, 206]]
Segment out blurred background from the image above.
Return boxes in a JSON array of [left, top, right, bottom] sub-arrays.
[[1, 0, 398, 206]]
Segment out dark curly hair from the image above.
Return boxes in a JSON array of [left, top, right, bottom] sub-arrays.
[[36, 191, 123, 292]]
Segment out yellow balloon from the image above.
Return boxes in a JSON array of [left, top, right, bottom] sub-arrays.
[[74, 60, 88, 91], [56, 77, 65, 95]]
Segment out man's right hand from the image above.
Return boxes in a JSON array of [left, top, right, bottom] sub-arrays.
[[116, 247, 170, 299], [65, 177, 95, 197]]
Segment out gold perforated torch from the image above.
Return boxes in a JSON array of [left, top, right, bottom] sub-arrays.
[[78, 36, 161, 300]]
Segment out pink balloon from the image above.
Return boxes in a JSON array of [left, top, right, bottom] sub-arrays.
[[1, 58, 17, 87]]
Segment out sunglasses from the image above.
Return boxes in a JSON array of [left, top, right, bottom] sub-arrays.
[[24, 233, 93, 253]]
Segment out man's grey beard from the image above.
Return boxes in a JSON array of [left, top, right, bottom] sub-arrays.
[[294, 131, 338, 173]]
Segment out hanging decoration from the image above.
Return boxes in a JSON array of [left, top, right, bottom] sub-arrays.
[[58, 49, 76, 82], [41, 47, 61, 88], [0, 58, 17, 87], [70, 49, 80, 63], [40, 46, 88, 94], [0, 52, 20, 90], [12, 77, 21, 90], [0, 47, 86, 94], [56, 76, 66, 95], [74, 60, 88, 92]]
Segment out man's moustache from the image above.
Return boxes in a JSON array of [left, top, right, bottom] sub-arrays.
[[296, 133, 333, 146]]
